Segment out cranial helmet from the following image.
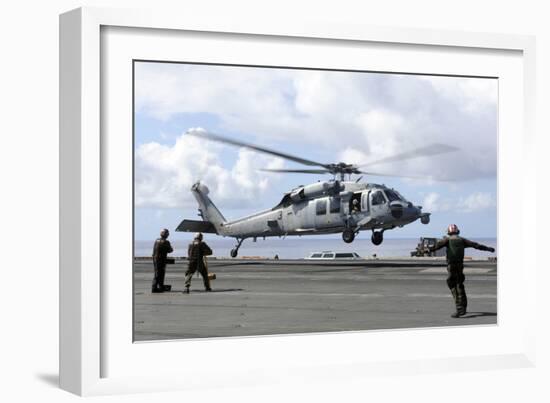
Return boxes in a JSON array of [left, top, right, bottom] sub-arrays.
[[160, 228, 170, 238], [194, 232, 203, 241], [447, 224, 460, 235]]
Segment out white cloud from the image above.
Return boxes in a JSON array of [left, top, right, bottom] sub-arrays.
[[421, 191, 494, 213], [422, 192, 452, 212], [135, 131, 284, 209], [457, 192, 495, 213], [419, 75, 497, 115], [338, 147, 369, 165], [135, 63, 497, 182], [355, 108, 408, 160]]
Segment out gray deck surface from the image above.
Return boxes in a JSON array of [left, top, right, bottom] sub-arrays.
[[134, 259, 497, 341]]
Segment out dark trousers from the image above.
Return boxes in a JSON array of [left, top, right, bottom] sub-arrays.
[[185, 260, 211, 290], [152, 261, 166, 292], [447, 263, 467, 313]]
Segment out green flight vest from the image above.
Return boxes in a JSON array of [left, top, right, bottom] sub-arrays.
[[447, 235, 465, 264]]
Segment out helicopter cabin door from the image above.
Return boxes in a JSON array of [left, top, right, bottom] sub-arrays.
[[349, 192, 362, 214]]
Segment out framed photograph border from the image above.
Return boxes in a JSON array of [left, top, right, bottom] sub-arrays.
[[59, 6, 537, 396]]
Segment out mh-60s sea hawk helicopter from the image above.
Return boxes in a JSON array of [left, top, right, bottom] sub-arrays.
[[176, 131, 457, 258]]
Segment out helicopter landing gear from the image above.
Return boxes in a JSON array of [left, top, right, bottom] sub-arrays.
[[342, 228, 355, 243], [230, 238, 245, 258], [371, 230, 384, 246]]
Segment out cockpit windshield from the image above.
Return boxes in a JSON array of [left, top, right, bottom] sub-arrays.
[[384, 189, 404, 202]]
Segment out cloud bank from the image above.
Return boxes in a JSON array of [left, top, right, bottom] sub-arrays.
[[135, 131, 284, 209], [422, 191, 495, 213], [135, 63, 497, 208]]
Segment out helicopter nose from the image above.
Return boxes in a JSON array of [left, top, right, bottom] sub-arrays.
[[390, 205, 403, 219], [390, 202, 420, 221], [404, 205, 422, 220], [389, 201, 407, 219]]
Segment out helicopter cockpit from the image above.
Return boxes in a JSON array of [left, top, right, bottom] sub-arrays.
[[346, 186, 414, 221], [384, 189, 406, 202]]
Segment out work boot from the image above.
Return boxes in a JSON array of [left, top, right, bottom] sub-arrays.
[[457, 284, 467, 315], [449, 287, 463, 317], [451, 286, 465, 314], [205, 287, 212, 292], [183, 287, 190, 294]]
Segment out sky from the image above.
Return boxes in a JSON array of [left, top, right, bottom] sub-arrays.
[[134, 61, 497, 242]]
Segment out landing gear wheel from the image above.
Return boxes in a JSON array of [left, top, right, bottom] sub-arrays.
[[230, 238, 245, 258], [342, 228, 355, 243], [371, 231, 383, 246]]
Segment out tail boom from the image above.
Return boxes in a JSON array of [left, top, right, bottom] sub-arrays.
[[190, 182, 226, 234]]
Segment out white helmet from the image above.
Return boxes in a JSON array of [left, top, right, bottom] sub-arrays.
[[447, 224, 460, 235]]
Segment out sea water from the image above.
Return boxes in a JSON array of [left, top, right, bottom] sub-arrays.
[[135, 237, 497, 259]]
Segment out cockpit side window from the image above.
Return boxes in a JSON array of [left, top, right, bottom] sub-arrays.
[[385, 189, 402, 202], [371, 191, 386, 206]]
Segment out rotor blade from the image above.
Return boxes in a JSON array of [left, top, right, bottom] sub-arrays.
[[260, 168, 331, 174], [359, 170, 456, 182], [187, 130, 330, 168], [358, 143, 459, 168]]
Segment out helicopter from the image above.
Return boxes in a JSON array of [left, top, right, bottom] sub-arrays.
[[176, 131, 457, 258]]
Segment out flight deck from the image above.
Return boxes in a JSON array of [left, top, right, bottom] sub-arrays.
[[133, 258, 497, 341]]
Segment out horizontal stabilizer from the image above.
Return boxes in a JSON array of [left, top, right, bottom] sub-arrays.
[[175, 219, 217, 234]]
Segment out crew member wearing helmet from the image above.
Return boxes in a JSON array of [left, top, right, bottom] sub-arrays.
[[151, 228, 174, 293], [351, 198, 360, 213], [184, 232, 213, 293], [431, 224, 495, 318]]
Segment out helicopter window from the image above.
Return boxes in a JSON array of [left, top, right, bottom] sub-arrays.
[[316, 199, 327, 215], [385, 189, 402, 202], [371, 191, 386, 206], [329, 197, 340, 214]]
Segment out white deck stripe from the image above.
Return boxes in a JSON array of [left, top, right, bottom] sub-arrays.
[[420, 268, 493, 274]]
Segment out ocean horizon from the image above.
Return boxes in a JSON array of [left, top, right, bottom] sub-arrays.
[[136, 237, 497, 259]]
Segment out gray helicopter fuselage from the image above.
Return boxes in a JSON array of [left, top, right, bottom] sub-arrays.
[[217, 180, 426, 239]]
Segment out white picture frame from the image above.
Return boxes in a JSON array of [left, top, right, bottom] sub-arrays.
[[60, 7, 537, 396]]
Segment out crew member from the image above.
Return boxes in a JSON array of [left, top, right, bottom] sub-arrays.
[[351, 199, 360, 213], [431, 224, 495, 318], [152, 228, 173, 293], [184, 232, 213, 293]]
